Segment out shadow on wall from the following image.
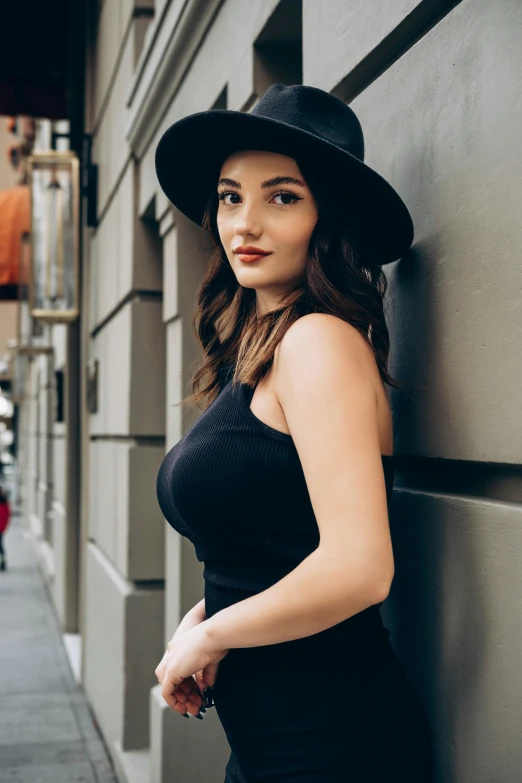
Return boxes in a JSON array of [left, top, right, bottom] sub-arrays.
[[382, 489, 489, 783]]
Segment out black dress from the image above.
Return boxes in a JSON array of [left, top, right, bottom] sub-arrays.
[[156, 364, 434, 782]]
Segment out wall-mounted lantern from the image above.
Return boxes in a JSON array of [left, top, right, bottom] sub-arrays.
[[7, 338, 54, 403], [27, 150, 80, 322], [18, 230, 31, 303], [7, 341, 29, 404], [17, 231, 44, 345]]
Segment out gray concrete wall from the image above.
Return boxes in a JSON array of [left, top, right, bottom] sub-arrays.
[[71, 0, 522, 781], [80, 0, 166, 765], [344, 2, 522, 780]]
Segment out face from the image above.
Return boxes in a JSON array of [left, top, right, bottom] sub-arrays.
[[216, 150, 318, 315]]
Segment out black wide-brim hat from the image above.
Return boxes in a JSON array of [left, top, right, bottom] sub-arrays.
[[155, 84, 414, 265]]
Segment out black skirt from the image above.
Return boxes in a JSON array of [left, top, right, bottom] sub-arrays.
[[206, 582, 434, 783]]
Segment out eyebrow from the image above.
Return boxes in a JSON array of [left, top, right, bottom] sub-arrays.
[[217, 175, 306, 189]]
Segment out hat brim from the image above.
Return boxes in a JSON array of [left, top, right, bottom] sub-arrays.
[[155, 110, 413, 265]]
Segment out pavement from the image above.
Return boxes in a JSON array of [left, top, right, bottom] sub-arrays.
[[0, 512, 118, 783]]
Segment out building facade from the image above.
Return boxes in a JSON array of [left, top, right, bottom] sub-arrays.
[[17, 1, 522, 781]]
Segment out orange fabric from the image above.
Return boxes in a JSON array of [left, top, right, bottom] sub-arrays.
[[0, 185, 30, 285]]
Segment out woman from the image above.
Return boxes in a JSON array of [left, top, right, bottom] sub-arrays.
[[0, 486, 11, 571], [154, 84, 433, 781]]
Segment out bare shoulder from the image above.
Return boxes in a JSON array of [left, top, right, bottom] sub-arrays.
[[273, 313, 379, 392], [269, 313, 394, 573]]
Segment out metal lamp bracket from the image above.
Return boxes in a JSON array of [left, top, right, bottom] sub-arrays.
[[51, 130, 98, 228]]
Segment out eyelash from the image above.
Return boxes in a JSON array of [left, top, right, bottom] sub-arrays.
[[217, 190, 303, 207]]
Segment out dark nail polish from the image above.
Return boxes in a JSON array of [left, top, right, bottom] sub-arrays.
[[181, 712, 190, 718], [200, 706, 207, 713], [194, 713, 204, 720]]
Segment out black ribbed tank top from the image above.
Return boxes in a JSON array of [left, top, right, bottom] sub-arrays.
[[156, 365, 403, 670], [156, 363, 399, 668]]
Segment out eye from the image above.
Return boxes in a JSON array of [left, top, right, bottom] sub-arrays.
[[271, 191, 301, 206], [217, 190, 302, 207], [217, 190, 240, 206]]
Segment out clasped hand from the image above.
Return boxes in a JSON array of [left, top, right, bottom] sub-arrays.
[[155, 622, 229, 715]]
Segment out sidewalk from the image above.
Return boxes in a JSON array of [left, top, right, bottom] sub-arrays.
[[0, 514, 118, 783]]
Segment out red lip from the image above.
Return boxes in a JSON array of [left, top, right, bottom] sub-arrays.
[[233, 246, 271, 255]]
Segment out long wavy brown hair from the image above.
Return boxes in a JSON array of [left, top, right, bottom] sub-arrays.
[[181, 152, 406, 411]]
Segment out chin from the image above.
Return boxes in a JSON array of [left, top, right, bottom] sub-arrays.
[[235, 269, 264, 283]]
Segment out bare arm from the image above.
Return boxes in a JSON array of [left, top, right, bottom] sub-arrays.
[[173, 598, 206, 638], [204, 314, 395, 651]]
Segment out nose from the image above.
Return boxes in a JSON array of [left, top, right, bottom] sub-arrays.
[[233, 198, 262, 239]]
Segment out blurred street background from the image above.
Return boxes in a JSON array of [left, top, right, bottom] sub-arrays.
[[0, 485, 117, 782], [1, 1, 522, 782]]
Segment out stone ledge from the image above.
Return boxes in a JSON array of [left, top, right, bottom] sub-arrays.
[[113, 741, 150, 783]]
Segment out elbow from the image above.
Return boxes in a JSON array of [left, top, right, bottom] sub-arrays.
[[369, 545, 395, 604], [369, 566, 394, 605], [317, 546, 394, 607], [370, 578, 392, 605]]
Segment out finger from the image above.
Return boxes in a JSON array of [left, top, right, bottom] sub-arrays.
[[196, 668, 212, 688], [174, 688, 188, 705], [162, 684, 194, 715], [161, 685, 179, 711], [202, 661, 220, 687], [176, 679, 199, 706], [196, 663, 218, 694], [178, 677, 204, 710], [187, 683, 204, 710], [174, 686, 200, 716], [195, 670, 207, 698], [170, 694, 190, 716], [165, 693, 186, 713], [178, 678, 195, 699], [165, 687, 200, 717], [155, 654, 165, 676], [161, 671, 184, 708], [155, 652, 168, 683], [172, 677, 203, 715], [184, 695, 204, 716]]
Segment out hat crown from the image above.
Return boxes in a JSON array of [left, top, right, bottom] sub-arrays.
[[154, 83, 414, 263], [251, 84, 365, 162]]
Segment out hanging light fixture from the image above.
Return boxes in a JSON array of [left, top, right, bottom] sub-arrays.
[[7, 341, 28, 404], [27, 151, 80, 322], [6, 338, 53, 404], [17, 231, 42, 345]]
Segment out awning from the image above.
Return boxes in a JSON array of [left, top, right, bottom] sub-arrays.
[[0, 185, 30, 286]]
